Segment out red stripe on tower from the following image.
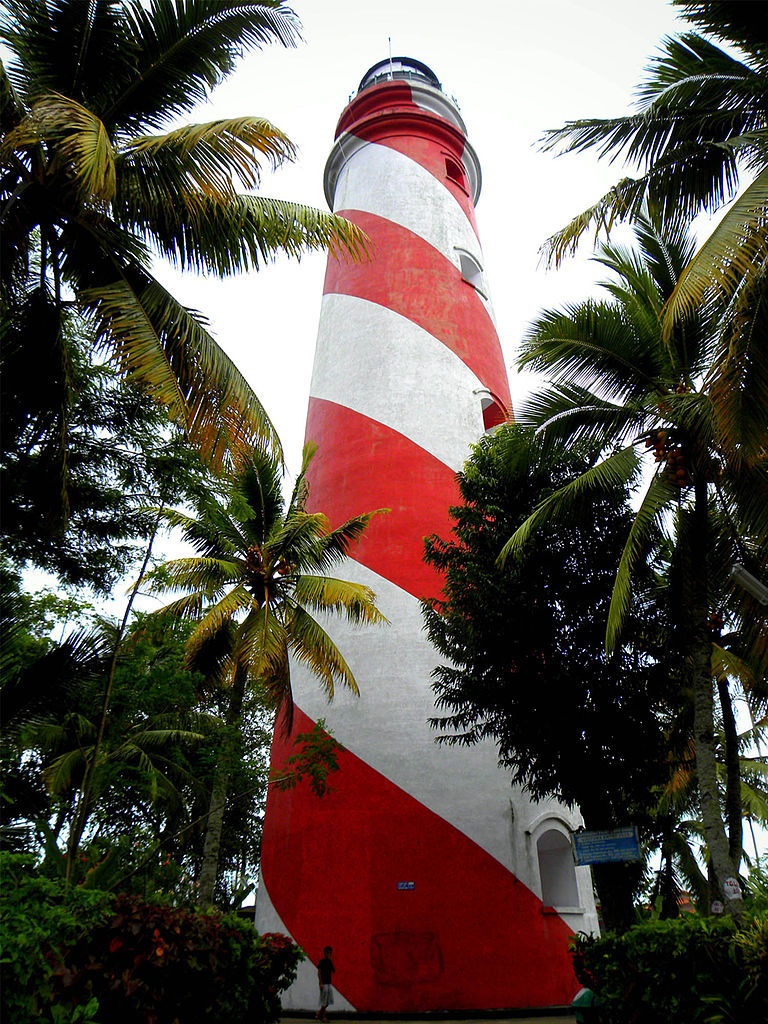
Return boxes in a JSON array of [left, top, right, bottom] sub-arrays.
[[256, 56, 598, 1013], [261, 707, 577, 1012], [324, 211, 510, 402]]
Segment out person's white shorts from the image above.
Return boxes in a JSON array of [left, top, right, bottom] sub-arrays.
[[320, 985, 334, 1008]]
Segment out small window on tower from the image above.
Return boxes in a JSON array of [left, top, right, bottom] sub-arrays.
[[457, 250, 486, 298], [445, 156, 465, 188], [481, 396, 507, 432], [475, 389, 508, 434]]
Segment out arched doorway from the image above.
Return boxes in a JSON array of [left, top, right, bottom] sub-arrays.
[[537, 828, 579, 908]]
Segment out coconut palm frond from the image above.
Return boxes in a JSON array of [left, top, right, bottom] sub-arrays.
[[708, 267, 768, 467], [712, 643, 759, 691], [517, 384, 647, 450], [186, 585, 253, 654], [121, 116, 297, 202], [520, 299, 663, 397], [498, 445, 641, 567], [606, 470, 675, 651], [236, 603, 288, 687], [153, 591, 206, 622], [108, 0, 301, 132], [287, 605, 359, 700], [81, 274, 280, 467], [538, 175, 650, 267], [31, 92, 116, 202], [147, 556, 243, 596], [664, 168, 768, 329], [294, 575, 389, 626], [43, 746, 91, 796]]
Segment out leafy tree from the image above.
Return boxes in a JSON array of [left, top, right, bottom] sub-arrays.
[[1, 599, 279, 903], [423, 424, 677, 931], [147, 445, 387, 906], [0, 855, 303, 1024], [1, 311, 212, 591], [0, 0, 367, 470], [539, 0, 768, 391], [505, 212, 768, 918], [2, 614, 211, 884]]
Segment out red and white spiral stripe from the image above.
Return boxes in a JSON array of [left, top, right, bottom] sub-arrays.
[[256, 73, 589, 1013]]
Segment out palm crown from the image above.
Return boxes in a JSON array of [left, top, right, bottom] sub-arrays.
[[507, 211, 767, 646], [539, 1, 768, 366], [149, 444, 388, 724], [504, 209, 767, 918], [147, 443, 387, 906], [0, 0, 368, 467]]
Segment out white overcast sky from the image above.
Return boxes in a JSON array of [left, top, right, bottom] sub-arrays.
[[158, 0, 687, 481]]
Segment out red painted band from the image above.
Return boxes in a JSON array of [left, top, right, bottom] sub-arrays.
[[261, 707, 579, 1012], [336, 82, 417, 137], [323, 212, 511, 413], [335, 82, 479, 230], [304, 399, 458, 604]]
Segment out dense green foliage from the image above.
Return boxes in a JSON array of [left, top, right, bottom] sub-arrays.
[[1, 855, 112, 1023], [528, 7, 768, 911], [1, 317, 212, 591], [510, 204, 768, 915], [148, 445, 385, 905], [541, 0, 768, 345], [48, 900, 302, 1024], [1, 0, 367, 469], [423, 425, 679, 929], [0, 854, 301, 1024], [571, 913, 768, 1023], [1, 593, 272, 904]]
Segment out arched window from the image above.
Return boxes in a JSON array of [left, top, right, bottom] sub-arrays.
[[457, 250, 485, 296], [481, 395, 506, 431], [537, 828, 579, 908], [475, 389, 507, 433], [445, 156, 466, 189]]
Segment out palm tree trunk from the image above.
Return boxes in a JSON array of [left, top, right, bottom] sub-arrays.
[[689, 478, 744, 920], [197, 668, 247, 909], [66, 516, 160, 884], [659, 817, 679, 920], [717, 676, 743, 868]]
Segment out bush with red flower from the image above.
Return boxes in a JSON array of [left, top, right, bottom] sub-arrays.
[[1, 855, 303, 1024]]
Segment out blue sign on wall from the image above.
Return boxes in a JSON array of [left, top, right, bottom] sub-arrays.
[[572, 827, 641, 865], [396, 881, 415, 890]]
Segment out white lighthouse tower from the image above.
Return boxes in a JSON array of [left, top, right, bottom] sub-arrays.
[[256, 58, 598, 1013]]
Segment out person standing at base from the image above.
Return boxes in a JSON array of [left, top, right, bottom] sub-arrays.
[[316, 945, 335, 1022]]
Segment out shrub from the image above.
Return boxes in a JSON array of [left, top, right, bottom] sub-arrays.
[[0, 854, 111, 1024], [49, 896, 303, 1024], [571, 915, 768, 1024], [0, 856, 303, 1024]]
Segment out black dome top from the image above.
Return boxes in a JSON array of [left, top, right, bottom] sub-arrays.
[[358, 57, 441, 94]]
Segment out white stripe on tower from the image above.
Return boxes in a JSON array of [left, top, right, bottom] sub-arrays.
[[257, 59, 591, 1015]]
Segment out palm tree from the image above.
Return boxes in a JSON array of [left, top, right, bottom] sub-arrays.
[[0, 0, 367, 471], [147, 444, 387, 906], [502, 211, 768, 919], [539, 3, 768, 278], [2, 622, 209, 886], [538, 1, 768, 471], [649, 717, 768, 918]]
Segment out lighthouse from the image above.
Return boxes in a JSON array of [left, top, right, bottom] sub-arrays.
[[255, 58, 598, 1012]]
